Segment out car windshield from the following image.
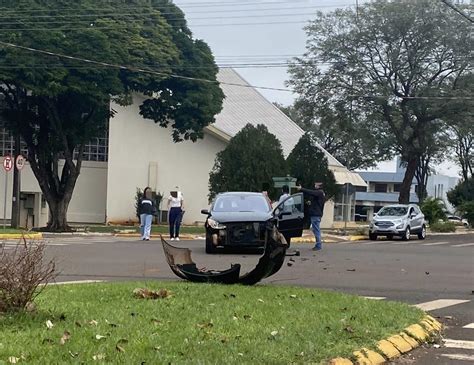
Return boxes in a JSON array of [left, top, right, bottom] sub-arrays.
[[377, 207, 408, 216], [212, 195, 270, 213]]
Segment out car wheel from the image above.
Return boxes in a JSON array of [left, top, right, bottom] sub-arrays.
[[386, 234, 393, 240], [417, 225, 426, 240], [369, 233, 377, 241], [205, 237, 216, 254], [402, 226, 411, 241]]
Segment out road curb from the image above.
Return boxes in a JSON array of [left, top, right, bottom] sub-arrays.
[[0, 233, 43, 240], [328, 315, 442, 364], [349, 235, 368, 241]]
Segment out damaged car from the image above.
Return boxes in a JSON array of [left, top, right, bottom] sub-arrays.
[[161, 191, 306, 285], [201, 192, 304, 253]]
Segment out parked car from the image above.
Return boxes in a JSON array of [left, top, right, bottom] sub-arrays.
[[201, 192, 305, 253], [369, 204, 426, 241], [446, 215, 469, 227]]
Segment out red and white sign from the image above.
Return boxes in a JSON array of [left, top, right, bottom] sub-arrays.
[[15, 154, 25, 171], [3, 156, 13, 172]]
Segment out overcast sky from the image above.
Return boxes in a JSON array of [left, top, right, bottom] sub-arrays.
[[174, 0, 354, 105], [173, 0, 461, 178]]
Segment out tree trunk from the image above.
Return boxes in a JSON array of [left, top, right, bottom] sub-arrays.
[[399, 157, 417, 204], [47, 198, 72, 232]]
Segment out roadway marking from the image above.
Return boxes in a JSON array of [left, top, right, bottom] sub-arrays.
[[41, 280, 106, 286], [414, 299, 470, 311], [463, 323, 474, 329], [364, 296, 386, 300], [422, 241, 449, 246], [441, 354, 474, 361], [452, 243, 474, 247], [443, 339, 474, 350], [390, 242, 410, 245]]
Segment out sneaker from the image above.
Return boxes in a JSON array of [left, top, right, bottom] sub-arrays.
[[145, 238, 150, 241], [175, 237, 180, 241], [170, 237, 175, 241], [312, 246, 322, 251]]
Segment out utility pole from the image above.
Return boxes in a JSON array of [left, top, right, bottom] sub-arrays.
[[10, 133, 21, 228]]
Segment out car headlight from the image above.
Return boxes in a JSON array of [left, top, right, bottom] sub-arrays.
[[207, 218, 226, 230]]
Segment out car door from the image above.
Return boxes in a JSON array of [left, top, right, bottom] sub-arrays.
[[273, 193, 305, 238]]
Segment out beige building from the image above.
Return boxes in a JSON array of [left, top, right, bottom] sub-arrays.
[[0, 69, 365, 229]]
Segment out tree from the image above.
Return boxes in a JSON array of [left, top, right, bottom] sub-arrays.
[[288, 0, 472, 203], [286, 132, 338, 199], [420, 197, 447, 225], [209, 124, 287, 200], [447, 178, 474, 227], [0, 0, 224, 231]]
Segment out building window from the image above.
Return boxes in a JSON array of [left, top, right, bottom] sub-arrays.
[[355, 185, 367, 192], [374, 183, 388, 193], [0, 122, 109, 162], [393, 184, 401, 192]]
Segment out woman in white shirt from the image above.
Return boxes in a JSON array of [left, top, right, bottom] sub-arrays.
[[167, 190, 184, 241]]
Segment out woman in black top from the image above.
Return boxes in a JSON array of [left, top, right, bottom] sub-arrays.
[[139, 187, 156, 241]]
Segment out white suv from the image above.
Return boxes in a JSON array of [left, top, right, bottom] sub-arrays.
[[369, 204, 426, 241]]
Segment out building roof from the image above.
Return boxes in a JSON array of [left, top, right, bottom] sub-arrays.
[[356, 192, 419, 203], [357, 171, 415, 184], [211, 68, 343, 166]]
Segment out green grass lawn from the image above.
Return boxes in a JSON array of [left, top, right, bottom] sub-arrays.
[[0, 228, 30, 234], [0, 282, 424, 364]]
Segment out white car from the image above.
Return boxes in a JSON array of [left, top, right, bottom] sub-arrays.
[[447, 215, 469, 227], [369, 204, 426, 241]]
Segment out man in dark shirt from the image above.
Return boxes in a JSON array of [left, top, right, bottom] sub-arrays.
[[297, 182, 325, 251]]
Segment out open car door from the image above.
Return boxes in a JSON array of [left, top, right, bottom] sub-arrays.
[[273, 192, 305, 239]]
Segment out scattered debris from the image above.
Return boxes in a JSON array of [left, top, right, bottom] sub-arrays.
[[45, 320, 54, 329], [59, 331, 71, 345], [133, 288, 171, 300], [346, 269, 356, 272]]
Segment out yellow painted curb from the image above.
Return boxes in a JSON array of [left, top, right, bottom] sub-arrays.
[[376, 339, 401, 359], [399, 332, 420, 348], [386, 335, 414, 354], [0, 233, 43, 240], [404, 324, 429, 342], [328, 358, 353, 365], [327, 315, 443, 364], [349, 235, 367, 241]]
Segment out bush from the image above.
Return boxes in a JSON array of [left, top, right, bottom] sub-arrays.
[[460, 201, 474, 228], [429, 221, 456, 233], [421, 197, 447, 224], [0, 239, 56, 312]]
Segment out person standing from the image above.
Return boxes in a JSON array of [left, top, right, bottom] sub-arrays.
[[139, 187, 156, 241], [167, 188, 184, 241], [297, 182, 325, 251]]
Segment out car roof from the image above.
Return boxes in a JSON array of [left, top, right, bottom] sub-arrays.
[[381, 204, 418, 208], [216, 192, 265, 197]]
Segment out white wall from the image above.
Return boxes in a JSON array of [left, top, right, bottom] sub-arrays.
[[427, 174, 460, 213], [107, 96, 227, 225], [0, 161, 107, 227]]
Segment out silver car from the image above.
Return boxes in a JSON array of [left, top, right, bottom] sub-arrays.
[[369, 204, 426, 241]]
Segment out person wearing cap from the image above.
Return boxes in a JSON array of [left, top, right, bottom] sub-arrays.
[[167, 187, 185, 241], [296, 181, 325, 251]]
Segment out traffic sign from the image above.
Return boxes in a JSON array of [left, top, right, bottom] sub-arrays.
[[15, 154, 25, 171], [3, 156, 13, 172]]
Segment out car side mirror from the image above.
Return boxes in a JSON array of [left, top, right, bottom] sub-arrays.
[[201, 209, 210, 215], [410, 213, 416, 218]]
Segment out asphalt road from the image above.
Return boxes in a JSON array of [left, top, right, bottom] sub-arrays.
[[4, 232, 473, 364]]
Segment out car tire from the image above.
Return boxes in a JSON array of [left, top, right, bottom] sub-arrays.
[[369, 233, 377, 241], [205, 237, 217, 254], [417, 225, 426, 240], [402, 226, 411, 241]]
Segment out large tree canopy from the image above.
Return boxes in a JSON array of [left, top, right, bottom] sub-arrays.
[[288, 0, 472, 203], [208, 124, 287, 201], [0, 0, 224, 231]]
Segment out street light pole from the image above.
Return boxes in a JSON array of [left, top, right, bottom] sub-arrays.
[[11, 133, 21, 228]]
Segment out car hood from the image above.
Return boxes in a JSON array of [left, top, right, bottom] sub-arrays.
[[374, 215, 407, 221], [211, 211, 273, 223]]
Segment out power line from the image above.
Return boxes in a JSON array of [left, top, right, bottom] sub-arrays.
[[0, 20, 311, 31], [0, 4, 352, 20], [440, 0, 474, 23], [0, 40, 295, 93], [0, 11, 328, 26], [0, 0, 341, 14]]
